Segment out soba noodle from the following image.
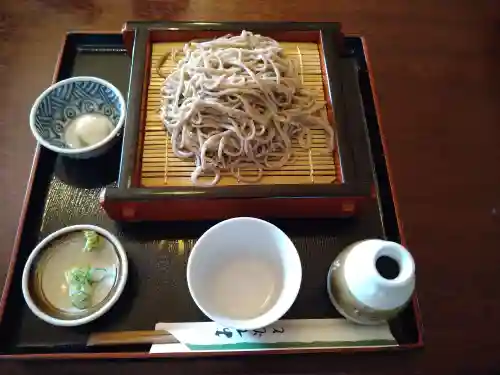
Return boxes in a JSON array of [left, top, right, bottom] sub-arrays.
[[159, 31, 334, 186]]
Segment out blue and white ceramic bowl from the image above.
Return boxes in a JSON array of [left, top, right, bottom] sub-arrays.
[[30, 76, 126, 158]]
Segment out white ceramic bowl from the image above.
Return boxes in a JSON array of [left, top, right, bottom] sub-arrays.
[[22, 225, 128, 327], [187, 217, 302, 330], [29, 76, 126, 158]]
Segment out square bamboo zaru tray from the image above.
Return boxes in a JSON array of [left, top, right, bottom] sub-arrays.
[[101, 22, 374, 221], [145, 42, 334, 187]]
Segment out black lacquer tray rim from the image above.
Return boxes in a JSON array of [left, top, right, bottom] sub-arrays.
[[0, 31, 423, 360]]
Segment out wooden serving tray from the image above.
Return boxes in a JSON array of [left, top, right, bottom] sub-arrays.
[[0, 31, 423, 359], [100, 22, 373, 221]]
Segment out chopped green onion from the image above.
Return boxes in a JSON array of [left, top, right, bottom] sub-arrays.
[[87, 267, 108, 283], [68, 281, 93, 309], [65, 266, 108, 309]]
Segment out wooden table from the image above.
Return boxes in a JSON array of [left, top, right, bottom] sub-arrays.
[[1, 0, 499, 373]]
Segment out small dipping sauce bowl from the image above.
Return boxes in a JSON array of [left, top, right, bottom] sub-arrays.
[[22, 225, 128, 327], [187, 217, 302, 330], [29, 76, 125, 158]]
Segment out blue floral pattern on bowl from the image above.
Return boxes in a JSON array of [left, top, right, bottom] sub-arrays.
[[33, 80, 123, 149]]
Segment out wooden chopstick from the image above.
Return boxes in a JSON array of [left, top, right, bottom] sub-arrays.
[[87, 330, 178, 346]]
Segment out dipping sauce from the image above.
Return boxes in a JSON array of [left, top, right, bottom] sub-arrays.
[[64, 113, 113, 149]]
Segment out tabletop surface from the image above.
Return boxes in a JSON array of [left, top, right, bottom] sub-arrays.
[[1, 0, 500, 374]]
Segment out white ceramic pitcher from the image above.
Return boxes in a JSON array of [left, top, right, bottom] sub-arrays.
[[327, 239, 415, 325]]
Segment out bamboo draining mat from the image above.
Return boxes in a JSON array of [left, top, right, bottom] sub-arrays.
[[142, 42, 336, 187]]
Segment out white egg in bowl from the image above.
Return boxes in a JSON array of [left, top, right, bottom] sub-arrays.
[[29, 76, 126, 158]]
